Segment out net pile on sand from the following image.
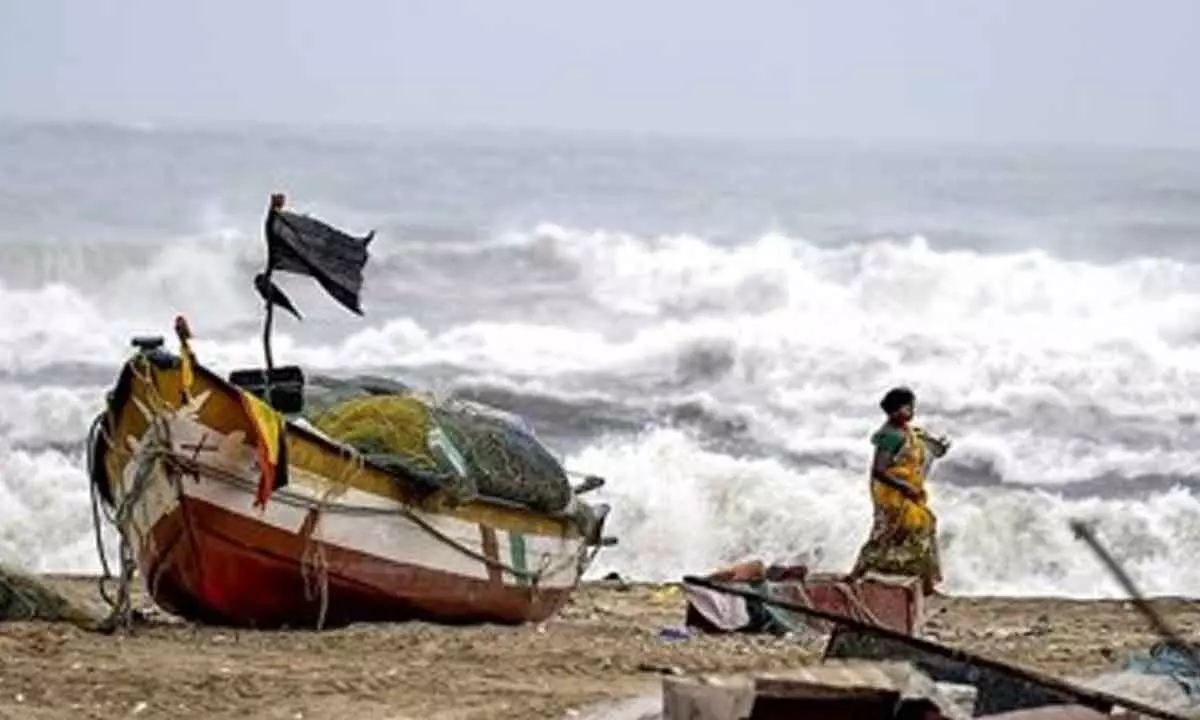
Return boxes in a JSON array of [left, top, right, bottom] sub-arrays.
[[0, 564, 96, 627], [311, 391, 572, 513]]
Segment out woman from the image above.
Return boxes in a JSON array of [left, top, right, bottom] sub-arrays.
[[849, 386, 949, 595]]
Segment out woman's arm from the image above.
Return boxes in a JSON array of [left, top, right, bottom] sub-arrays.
[[870, 443, 922, 500]]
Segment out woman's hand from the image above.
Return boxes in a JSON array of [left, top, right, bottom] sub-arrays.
[[920, 429, 951, 457]]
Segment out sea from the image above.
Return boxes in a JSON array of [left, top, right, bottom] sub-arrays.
[[3, 120, 1200, 599]]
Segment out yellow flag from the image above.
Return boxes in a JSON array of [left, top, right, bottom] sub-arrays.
[[179, 348, 195, 401], [240, 390, 288, 509], [174, 316, 196, 401]]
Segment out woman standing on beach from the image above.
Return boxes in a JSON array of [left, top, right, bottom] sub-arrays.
[[849, 386, 950, 595]]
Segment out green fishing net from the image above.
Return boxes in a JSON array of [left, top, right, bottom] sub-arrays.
[[308, 387, 572, 514]]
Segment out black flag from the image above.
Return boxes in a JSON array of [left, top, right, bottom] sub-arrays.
[[264, 206, 373, 315]]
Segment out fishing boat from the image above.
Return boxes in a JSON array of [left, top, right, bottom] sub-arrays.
[[85, 195, 614, 629]]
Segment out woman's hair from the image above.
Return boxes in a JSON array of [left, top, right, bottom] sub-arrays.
[[880, 386, 915, 415]]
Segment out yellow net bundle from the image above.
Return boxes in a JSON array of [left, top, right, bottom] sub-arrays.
[[313, 394, 442, 472], [311, 392, 572, 513]]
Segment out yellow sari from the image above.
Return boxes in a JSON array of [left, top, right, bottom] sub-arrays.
[[850, 424, 942, 593]]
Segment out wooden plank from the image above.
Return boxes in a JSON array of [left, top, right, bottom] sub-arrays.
[[662, 675, 755, 720], [753, 661, 970, 719], [979, 706, 1114, 719]]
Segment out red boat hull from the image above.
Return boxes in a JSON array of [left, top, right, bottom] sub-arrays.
[[140, 496, 574, 629]]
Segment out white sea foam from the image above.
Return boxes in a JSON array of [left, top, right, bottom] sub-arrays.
[[3, 224, 1199, 598]]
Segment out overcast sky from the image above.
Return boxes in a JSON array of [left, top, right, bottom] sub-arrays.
[[1, 0, 1197, 146]]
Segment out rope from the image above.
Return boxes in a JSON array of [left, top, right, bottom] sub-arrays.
[[298, 445, 360, 629], [95, 417, 162, 632], [299, 528, 330, 629], [86, 413, 117, 608], [89, 358, 185, 632]]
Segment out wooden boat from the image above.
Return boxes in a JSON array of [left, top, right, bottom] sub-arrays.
[[87, 196, 614, 629], [87, 326, 613, 629]]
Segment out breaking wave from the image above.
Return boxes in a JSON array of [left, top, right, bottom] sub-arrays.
[[3, 220, 1200, 599]]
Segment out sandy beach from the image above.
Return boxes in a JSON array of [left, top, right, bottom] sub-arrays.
[[0, 576, 1194, 720]]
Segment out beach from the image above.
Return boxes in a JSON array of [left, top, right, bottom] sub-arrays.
[[0, 577, 1193, 720]]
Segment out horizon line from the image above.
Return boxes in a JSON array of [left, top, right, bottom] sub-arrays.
[[1, 114, 1198, 155]]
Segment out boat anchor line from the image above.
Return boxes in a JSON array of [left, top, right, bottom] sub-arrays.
[[88, 407, 165, 633], [298, 507, 331, 630], [297, 445, 367, 631], [87, 412, 121, 610]]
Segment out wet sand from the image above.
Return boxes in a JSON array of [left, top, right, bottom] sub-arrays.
[[0, 576, 1195, 720]]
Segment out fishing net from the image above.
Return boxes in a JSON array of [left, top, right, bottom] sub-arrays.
[[0, 564, 97, 627], [433, 398, 573, 513], [303, 374, 412, 418], [310, 390, 573, 514]]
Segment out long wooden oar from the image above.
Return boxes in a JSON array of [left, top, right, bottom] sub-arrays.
[[1070, 519, 1200, 674]]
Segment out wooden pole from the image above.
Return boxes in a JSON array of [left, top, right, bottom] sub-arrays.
[[261, 269, 276, 373], [260, 265, 276, 406], [262, 192, 283, 406]]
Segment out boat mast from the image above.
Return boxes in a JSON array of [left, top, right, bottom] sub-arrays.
[[260, 192, 284, 401]]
